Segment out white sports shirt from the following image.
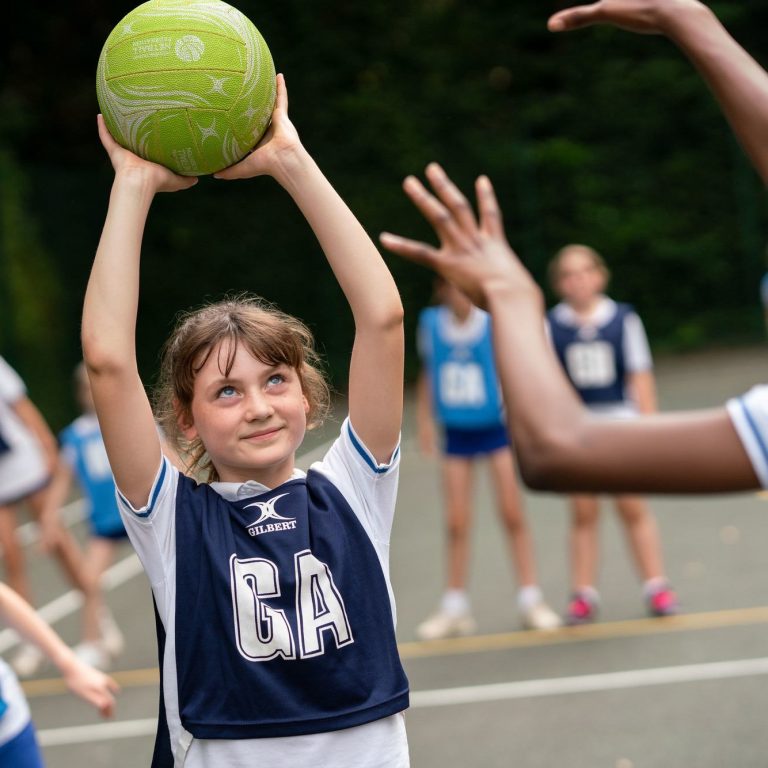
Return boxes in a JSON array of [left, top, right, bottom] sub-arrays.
[[727, 385, 768, 487], [117, 417, 409, 768]]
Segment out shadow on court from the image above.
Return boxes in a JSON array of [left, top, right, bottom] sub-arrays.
[[13, 345, 768, 768]]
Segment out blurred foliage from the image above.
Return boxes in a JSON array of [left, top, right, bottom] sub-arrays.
[[2, 1, 768, 426]]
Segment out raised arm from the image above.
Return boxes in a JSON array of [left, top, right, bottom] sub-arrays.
[[381, 164, 758, 493], [82, 117, 196, 508], [0, 583, 119, 716], [215, 76, 404, 463], [549, 0, 768, 185]]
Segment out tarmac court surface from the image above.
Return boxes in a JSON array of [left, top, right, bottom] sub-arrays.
[[8, 346, 768, 767]]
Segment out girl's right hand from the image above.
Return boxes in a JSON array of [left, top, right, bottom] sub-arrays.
[[97, 115, 198, 193], [213, 74, 304, 181]]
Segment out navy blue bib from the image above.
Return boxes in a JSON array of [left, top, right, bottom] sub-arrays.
[[549, 303, 631, 404], [173, 469, 409, 739]]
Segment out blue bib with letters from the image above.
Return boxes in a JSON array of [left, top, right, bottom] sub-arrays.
[[420, 307, 503, 429], [172, 470, 409, 739]]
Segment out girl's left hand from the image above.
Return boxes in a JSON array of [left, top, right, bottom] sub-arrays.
[[214, 74, 302, 180]]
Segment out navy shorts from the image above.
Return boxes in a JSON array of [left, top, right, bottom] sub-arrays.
[[443, 424, 510, 457]]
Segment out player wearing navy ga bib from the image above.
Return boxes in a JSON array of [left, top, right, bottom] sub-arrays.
[[118, 419, 410, 768], [418, 305, 503, 430]]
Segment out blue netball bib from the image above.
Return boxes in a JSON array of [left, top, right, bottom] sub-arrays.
[[173, 470, 409, 739], [420, 307, 504, 429]]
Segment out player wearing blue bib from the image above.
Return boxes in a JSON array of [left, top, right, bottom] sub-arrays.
[[545, 244, 680, 624], [414, 279, 560, 639], [40, 363, 127, 671], [84, 75, 410, 767]]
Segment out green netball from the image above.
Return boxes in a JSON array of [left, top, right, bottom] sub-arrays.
[[96, 0, 276, 176]]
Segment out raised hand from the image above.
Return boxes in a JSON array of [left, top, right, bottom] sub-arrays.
[[548, 0, 702, 35], [97, 115, 197, 193], [213, 74, 303, 181], [380, 163, 540, 308]]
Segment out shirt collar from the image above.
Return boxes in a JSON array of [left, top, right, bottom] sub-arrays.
[[552, 296, 616, 328], [211, 468, 307, 501]]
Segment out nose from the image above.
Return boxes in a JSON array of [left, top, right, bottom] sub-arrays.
[[243, 389, 274, 422]]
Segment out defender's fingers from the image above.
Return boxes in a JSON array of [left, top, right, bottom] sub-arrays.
[[475, 176, 504, 238], [425, 163, 479, 234], [379, 232, 440, 268], [548, 3, 601, 32], [401, 176, 467, 246]]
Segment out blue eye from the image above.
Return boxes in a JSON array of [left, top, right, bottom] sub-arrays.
[[218, 385, 237, 398], [267, 373, 285, 386]]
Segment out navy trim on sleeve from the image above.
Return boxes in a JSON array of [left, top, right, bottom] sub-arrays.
[[346, 423, 399, 475], [738, 398, 768, 468], [118, 458, 168, 518]]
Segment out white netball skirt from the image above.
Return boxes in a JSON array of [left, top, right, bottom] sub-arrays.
[[0, 439, 49, 507]]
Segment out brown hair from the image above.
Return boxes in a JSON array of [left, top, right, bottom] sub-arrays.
[[547, 244, 610, 289], [154, 294, 330, 482]]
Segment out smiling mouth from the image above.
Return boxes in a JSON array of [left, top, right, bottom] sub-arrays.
[[242, 426, 283, 441]]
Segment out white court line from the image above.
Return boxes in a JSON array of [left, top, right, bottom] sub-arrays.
[[409, 656, 768, 708], [35, 656, 768, 746], [37, 718, 157, 747]]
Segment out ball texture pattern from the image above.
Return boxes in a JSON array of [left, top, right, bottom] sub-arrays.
[[97, 0, 276, 175]]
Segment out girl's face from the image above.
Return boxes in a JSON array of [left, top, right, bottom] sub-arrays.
[[181, 340, 309, 487], [554, 249, 607, 309]]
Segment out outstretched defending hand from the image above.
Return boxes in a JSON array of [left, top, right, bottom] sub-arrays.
[[379, 163, 540, 309], [214, 74, 302, 181], [97, 115, 198, 193], [548, 0, 702, 35]]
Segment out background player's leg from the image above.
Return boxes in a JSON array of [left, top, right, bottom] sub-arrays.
[[487, 447, 560, 629], [567, 494, 601, 624], [614, 495, 679, 616], [416, 456, 476, 640]]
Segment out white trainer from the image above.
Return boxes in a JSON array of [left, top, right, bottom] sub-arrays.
[[10, 642, 45, 678], [99, 608, 125, 659], [416, 610, 477, 641], [74, 641, 111, 671], [521, 601, 563, 631]]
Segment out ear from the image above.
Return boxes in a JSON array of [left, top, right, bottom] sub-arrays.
[[302, 394, 310, 416], [174, 399, 198, 441]]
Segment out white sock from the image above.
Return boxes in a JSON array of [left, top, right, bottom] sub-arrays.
[[575, 585, 600, 604], [517, 585, 543, 612], [643, 577, 668, 598], [441, 589, 470, 617]]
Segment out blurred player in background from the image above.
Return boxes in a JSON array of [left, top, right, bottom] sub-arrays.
[[415, 277, 560, 637], [547, 244, 678, 623], [40, 363, 126, 671], [0, 356, 89, 677]]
